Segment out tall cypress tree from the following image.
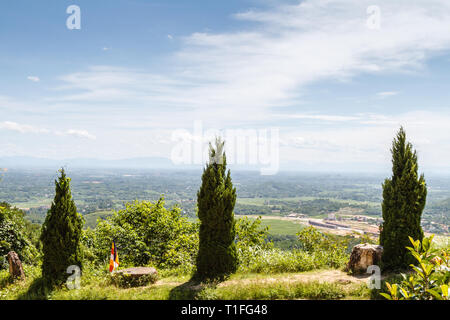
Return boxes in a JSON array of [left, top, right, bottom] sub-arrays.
[[41, 168, 84, 284], [195, 138, 238, 280], [380, 127, 427, 271]]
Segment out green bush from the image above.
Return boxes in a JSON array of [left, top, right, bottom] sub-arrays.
[[238, 246, 347, 274], [0, 203, 39, 269], [236, 216, 273, 267], [381, 235, 450, 300], [239, 248, 315, 273], [236, 226, 348, 274], [297, 226, 349, 268]]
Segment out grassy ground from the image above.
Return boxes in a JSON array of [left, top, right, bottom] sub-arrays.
[[0, 265, 373, 300], [259, 219, 305, 236], [237, 197, 379, 207], [237, 216, 305, 236]]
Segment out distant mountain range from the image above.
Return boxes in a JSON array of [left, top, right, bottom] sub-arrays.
[[0, 156, 184, 169], [0, 156, 430, 174], [0, 156, 264, 171]]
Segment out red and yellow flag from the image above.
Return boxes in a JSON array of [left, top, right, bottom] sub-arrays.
[[109, 240, 119, 272]]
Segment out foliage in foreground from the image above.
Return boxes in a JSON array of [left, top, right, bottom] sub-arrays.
[[40, 169, 84, 284], [381, 235, 450, 300], [86, 198, 198, 272], [235, 216, 273, 265], [380, 127, 427, 271], [188, 279, 368, 300], [0, 264, 369, 300], [237, 226, 349, 274], [87, 206, 349, 276], [0, 203, 39, 270]]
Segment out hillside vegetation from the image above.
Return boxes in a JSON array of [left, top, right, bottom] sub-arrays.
[[1, 130, 449, 300]]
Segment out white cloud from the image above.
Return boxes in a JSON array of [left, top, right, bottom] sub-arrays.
[[0, 121, 49, 134], [0, 121, 95, 140], [65, 129, 96, 140], [279, 110, 450, 171], [283, 114, 360, 122], [27, 76, 40, 82], [377, 91, 399, 98], [49, 0, 450, 127], [4, 0, 450, 172]]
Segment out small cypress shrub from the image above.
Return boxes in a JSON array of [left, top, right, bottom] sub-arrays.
[[40, 169, 84, 284], [380, 127, 427, 271], [195, 138, 238, 281]]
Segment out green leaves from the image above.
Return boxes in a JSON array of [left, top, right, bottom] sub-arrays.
[[88, 198, 198, 270], [0, 203, 39, 268], [427, 285, 449, 300], [382, 283, 399, 300], [381, 236, 449, 300]]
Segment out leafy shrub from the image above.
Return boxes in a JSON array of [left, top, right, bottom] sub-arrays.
[[0, 203, 39, 269], [297, 226, 349, 268], [381, 235, 450, 300], [0, 256, 8, 270], [236, 216, 273, 266], [236, 216, 271, 249], [239, 247, 315, 273], [236, 226, 348, 274], [0, 269, 13, 289], [297, 226, 326, 252]]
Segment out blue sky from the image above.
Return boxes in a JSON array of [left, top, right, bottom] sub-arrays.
[[2, 0, 450, 173]]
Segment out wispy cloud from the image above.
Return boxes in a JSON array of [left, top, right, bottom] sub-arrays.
[[0, 121, 49, 134], [0, 121, 95, 140], [4, 0, 450, 171], [27, 76, 40, 82], [282, 114, 360, 122], [64, 129, 96, 140], [377, 91, 399, 99], [48, 0, 450, 127], [278, 110, 450, 170]]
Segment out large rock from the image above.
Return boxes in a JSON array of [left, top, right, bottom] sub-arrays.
[[347, 244, 383, 274], [112, 267, 158, 287], [7, 251, 25, 280]]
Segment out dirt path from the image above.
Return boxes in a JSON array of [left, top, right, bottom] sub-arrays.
[[221, 269, 390, 288], [154, 269, 383, 289]]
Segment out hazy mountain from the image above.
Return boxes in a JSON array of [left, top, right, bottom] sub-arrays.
[[0, 156, 182, 169]]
